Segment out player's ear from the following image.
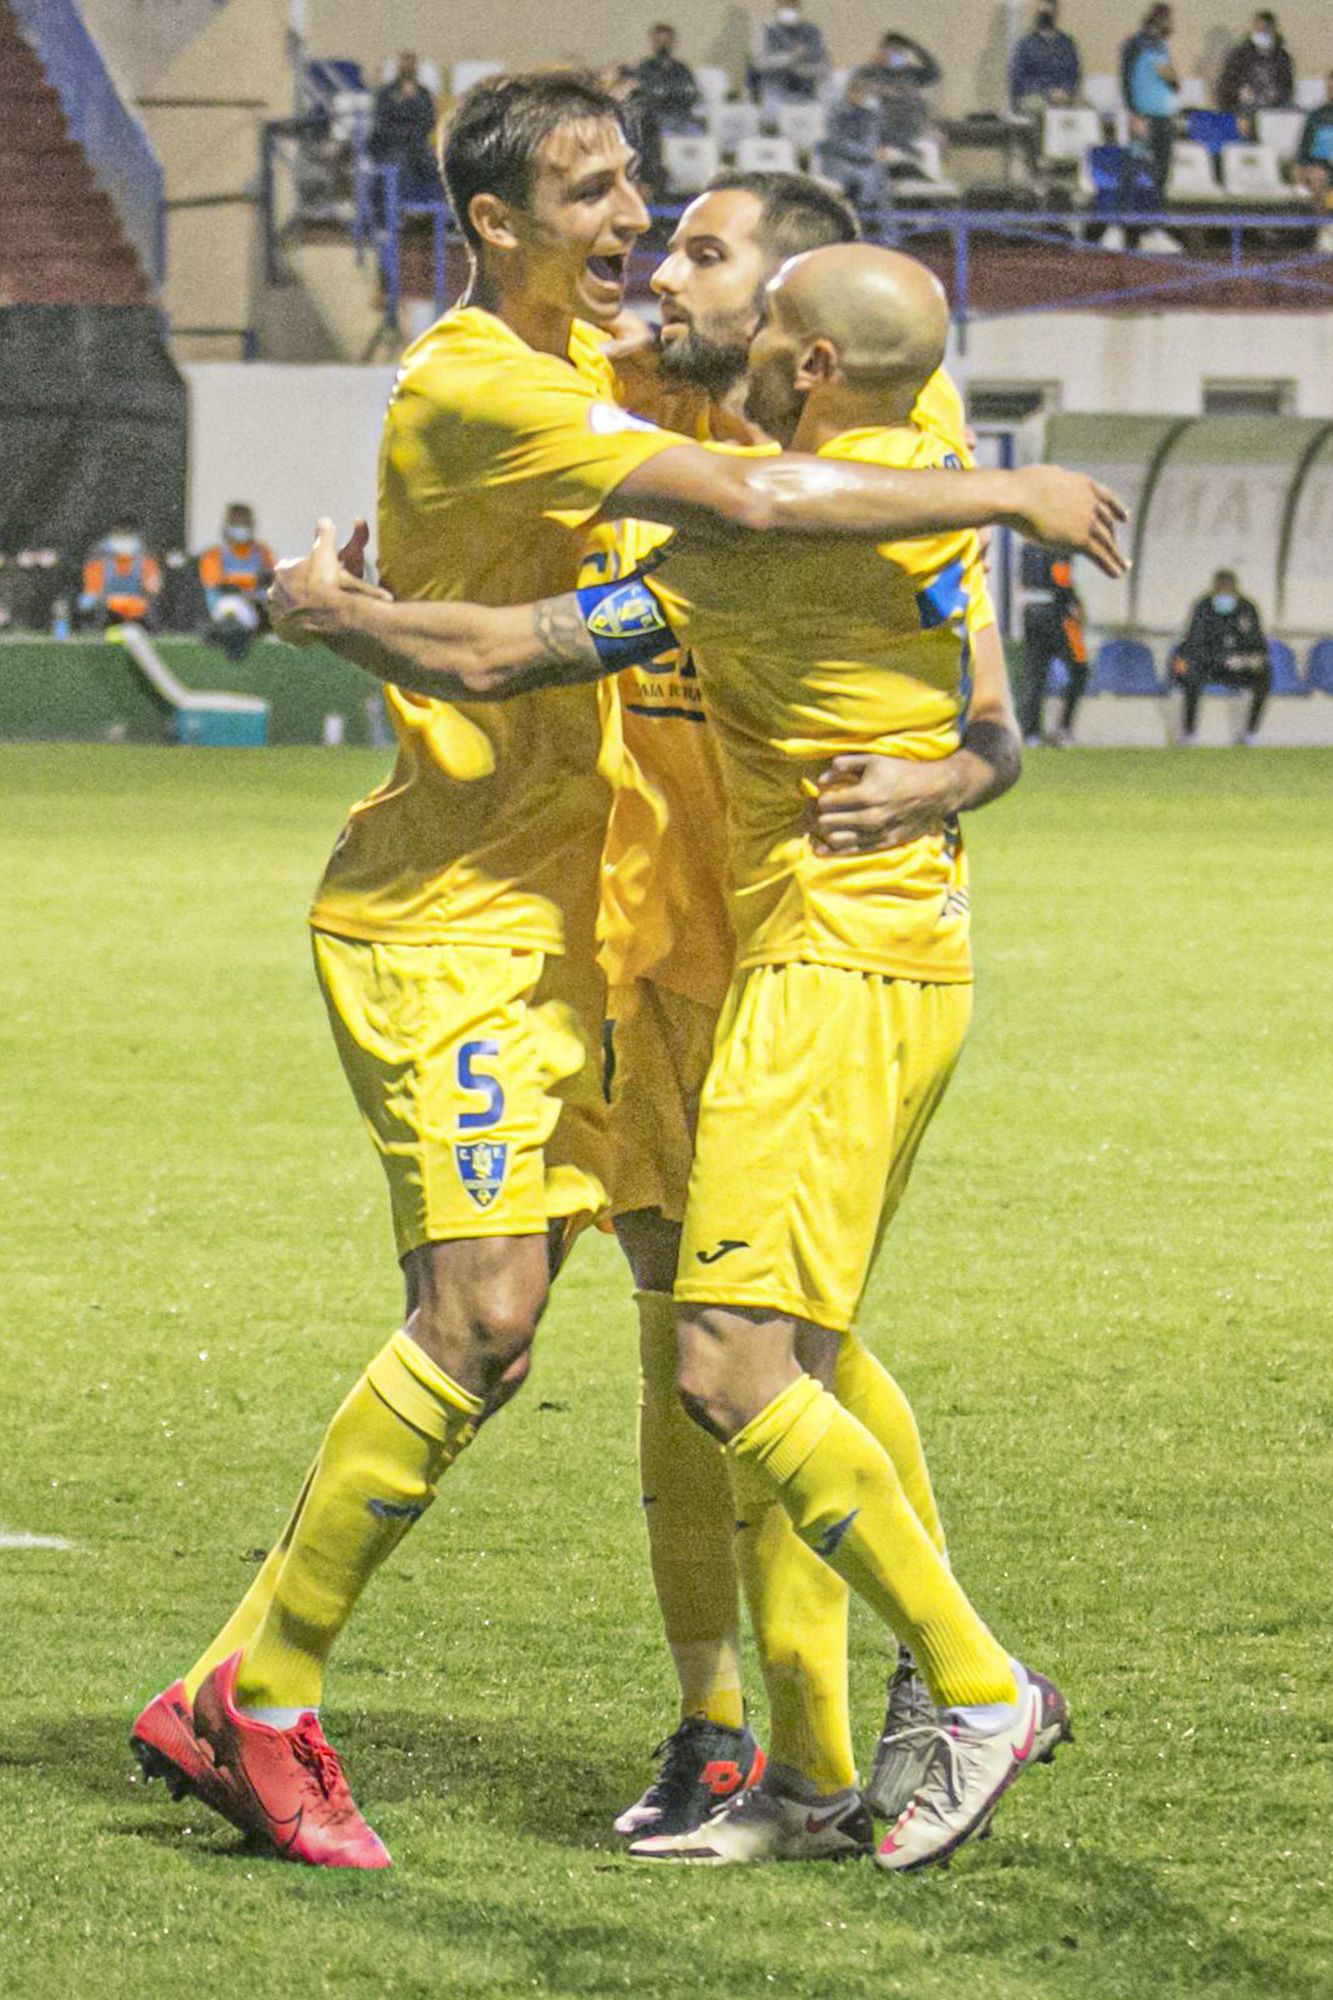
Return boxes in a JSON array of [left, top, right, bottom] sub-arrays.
[[469, 192, 520, 253], [794, 338, 838, 391]]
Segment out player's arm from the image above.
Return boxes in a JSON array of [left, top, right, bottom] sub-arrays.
[[812, 625, 1022, 856], [608, 448, 1129, 579], [270, 519, 671, 700]]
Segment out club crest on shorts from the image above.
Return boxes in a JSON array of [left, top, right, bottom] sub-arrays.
[[454, 1139, 509, 1208]]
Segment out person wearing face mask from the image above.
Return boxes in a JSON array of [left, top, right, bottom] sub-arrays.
[[198, 504, 275, 662], [77, 517, 162, 630], [1009, 2, 1082, 117], [749, 0, 830, 113], [1171, 569, 1273, 746], [852, 32, 942, 152], [1217, 11, 1294, 122]]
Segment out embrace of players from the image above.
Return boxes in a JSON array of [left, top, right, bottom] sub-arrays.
[[132, 71, 1126, 1876]]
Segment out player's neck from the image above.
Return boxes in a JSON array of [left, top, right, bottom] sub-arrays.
[[793, 384, 919, 453], [463, 269, 574, 360], [712, 376, 769, 445]]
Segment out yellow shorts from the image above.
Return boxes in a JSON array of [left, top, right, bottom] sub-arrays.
[[606, 980, 720, 1222], [312, 930, 608, 1259], [676, 962, 971, 1332]]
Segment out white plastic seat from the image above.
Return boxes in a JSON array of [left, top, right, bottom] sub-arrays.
[[1257, 109, 1307, 162], [1176, 77, 1208, 109], [819, 67, 850, 107], [695, 65, 731, 110], [708, 100, 761, 151], [450, 60, 504, 98], [329, 89, 372, 146], [1042, 106, 1102, 165], [734, 133, 799, 173], [1166, 140, 1224, 203], [663, 132, 722, 195], [776, 101, 828, 154], [1295, 78, 1326, 111], [1083, 73, 1121, 117], [1220, 142, 1293, 203]]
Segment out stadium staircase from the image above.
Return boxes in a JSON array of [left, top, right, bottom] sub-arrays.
[[0, 3, 151, 306]]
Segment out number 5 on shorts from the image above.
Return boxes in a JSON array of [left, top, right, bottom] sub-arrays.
[[457, 1039, 505, 1131]]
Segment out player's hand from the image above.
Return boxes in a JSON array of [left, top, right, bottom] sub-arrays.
[[1010, 467, 1129, 580], [338, 517, 371, 580], [269, 518, 390, 644], [810, 754, 955, 855]]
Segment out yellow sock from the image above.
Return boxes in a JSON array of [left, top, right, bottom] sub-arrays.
[[835, 1334, 946, 1557], [729, 1453, 854, 1794], [731, 1375, 1017, 1712], [182, 1455, 319, 1705], [233, 1333, 482, 1713], [637, 1291, 743, 1730]]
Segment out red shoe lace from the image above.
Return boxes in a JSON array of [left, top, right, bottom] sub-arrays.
[[291, 1718, 346, 1802]]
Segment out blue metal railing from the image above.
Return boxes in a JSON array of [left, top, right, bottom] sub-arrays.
[[351, 185, 1330, 337], [10, 0, 166, 288]]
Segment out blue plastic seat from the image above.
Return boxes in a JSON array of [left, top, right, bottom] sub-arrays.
[[1305, 639, 1333, 694], [1092, 639, 1161, 695], [1186, 110, 1241, 155], [1267, 639, 1304, 695], [1087, 144, 1156, 214]]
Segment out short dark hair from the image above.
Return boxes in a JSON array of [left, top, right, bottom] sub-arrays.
[[706, 170, 860, 262], [443, 70, 627, 253]]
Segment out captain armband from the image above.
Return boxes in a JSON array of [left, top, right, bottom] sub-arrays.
[[574, 571, 674, 671]]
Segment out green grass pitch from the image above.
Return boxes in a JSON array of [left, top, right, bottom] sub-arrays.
[[3, 743, 1331, 2000]]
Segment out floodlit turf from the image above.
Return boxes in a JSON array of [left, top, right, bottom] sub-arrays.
[[3, 743, 1331, 2000]]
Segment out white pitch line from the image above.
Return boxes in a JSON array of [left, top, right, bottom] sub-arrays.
[[0, 1530, 73, 1550]]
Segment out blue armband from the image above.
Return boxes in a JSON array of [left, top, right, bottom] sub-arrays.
[[574, 571, 673, 670]]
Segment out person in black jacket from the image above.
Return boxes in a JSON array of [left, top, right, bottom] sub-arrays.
[[1217, 12, 1295, 122], [636, 24, 703, 133], [367, 52, 442, 204], [1171, 569, 1272, 745]]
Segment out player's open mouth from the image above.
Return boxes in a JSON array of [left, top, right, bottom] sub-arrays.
[[586, 252, 628, 286]]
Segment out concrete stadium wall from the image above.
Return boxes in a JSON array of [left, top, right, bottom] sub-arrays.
[[305, 0, 1333, 117]]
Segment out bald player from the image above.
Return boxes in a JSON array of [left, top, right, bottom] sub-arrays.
[[612, 243, 1076, 1870]]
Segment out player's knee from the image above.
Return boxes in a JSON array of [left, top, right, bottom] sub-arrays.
[[408, 1282, 542, 1394], [675, 1318, 733, 1440]]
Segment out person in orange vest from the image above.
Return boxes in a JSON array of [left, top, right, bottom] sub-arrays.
[[198, 503, 275, 660], [1018, 548, 1088, 746], [78, 517, 163, 629]]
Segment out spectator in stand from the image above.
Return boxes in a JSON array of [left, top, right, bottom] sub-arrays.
[[1018, 551, 1089, 747], [367, 52, 442, 204], [1295, 67, 1333, 240], [853, 31, 940, 151], [198, 503, 275, 663], [1010, 2, 1082, 117], [636, 24, 702, 133], [600, 62, 665, 207], [1118, 5, 1180, 253], [1217, 12, 1294, 123], [1171, 569, 1272, 746], [819, 70, 891, 211], [77, 518, 161, 630], [749, 0, 829, 113]]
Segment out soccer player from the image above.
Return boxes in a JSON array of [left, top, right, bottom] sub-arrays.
[[131, 73, 1121, 1871]]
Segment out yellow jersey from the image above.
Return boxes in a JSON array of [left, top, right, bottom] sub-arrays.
[[651, 419, 991, 985], [309, 307, 682, 952]]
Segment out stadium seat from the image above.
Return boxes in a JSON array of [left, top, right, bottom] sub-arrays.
[[1220, 143, 1300, 204], [708, 100, 761, 151], [1176, 76, 1208, 109], [776, 101, 828, 154], [1305, 639, 1333, 693], [1295, 78, 1327, 111], [819, 67, 851, 107], [1083, 144, 1155, 213], [1267, 639, 1304, 694], [1186, 110, 1241, 156], [450, 60, 504, 98], [663, 133, 721, 195], [1167, 140, 1224, 203], [695, 65, 731, 112], [735, 134, 799, 174], [1041, 106, 1102, 166], [1257, 109, 1307, 162], [1083, 73, 1121, 118], [886, 137, 958, 199], [1092, 639, 1161, 695]]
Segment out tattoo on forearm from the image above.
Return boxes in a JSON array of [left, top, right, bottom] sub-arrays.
[[962, 719, 1022, 802], [532, 594, 598, 675]]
